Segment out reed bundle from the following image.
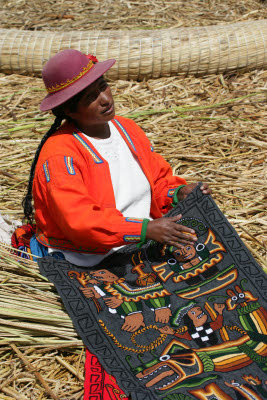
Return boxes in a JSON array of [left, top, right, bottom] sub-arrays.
[[0, 243, 80, 347], [0, 19, 266, 80], [0, 244, 85, 399]]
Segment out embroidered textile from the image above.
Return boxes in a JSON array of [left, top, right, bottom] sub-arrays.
[[38, 185, 267, 400]]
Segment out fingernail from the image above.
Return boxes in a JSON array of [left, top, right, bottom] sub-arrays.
[[190, 229, 195, 233]]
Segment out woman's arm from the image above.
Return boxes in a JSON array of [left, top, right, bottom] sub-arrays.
[[34, 155, 145, 251]]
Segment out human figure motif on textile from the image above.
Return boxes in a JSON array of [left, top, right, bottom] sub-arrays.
[[159, 301, 225, 347]]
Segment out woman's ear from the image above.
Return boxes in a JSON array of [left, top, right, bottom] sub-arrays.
[[62, 106, 78, 121], [63, 107, 73, 119]]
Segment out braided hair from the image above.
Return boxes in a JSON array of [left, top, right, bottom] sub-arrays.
[[22, 114, 63, 222], [22, 87, 87, 223]]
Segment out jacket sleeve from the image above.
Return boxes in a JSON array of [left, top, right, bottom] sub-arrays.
[[34, 155, 145, 252], [126, 118, 187, 214], [150, 150, 187, 213]]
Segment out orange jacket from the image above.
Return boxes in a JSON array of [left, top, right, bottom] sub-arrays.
[[33, 116, 187, 254]]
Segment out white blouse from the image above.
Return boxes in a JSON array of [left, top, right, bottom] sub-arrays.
[[48, 121, 151, 266]]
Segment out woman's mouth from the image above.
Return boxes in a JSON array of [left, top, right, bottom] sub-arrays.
[[102, 103, 114, 115]]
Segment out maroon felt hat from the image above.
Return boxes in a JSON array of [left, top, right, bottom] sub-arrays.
[[40, 49, 116, 112]]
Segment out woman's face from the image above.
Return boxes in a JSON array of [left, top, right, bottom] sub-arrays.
[[65, 77, 115, 127]]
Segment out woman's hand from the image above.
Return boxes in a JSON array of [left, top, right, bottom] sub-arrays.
[[146, 214, 197, 249], [178, 182, 212, 201]]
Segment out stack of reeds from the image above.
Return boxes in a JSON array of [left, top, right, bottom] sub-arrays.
[[0, 242, 86, 399], [0, 244, 80, 347], [0, 19, 266, 80]]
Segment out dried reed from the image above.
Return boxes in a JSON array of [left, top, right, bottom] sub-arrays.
[[1, 20, 267, 79]]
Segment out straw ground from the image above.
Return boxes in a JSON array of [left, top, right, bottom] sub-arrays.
[[0, 1, 266, 399]]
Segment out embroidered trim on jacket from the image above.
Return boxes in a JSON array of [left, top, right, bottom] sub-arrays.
[[125, 217, 143, 223], [73, 133, 103, 164], [123, 235, 141, 242], [43, 161, 50, 182], [64, 156, 76, 175], [113, 119, 136, 152], [167, 188, 176, 197]]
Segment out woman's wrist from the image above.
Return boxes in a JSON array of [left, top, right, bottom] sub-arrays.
[[171, 185, 187, 206], [136, 218, 149, 248]]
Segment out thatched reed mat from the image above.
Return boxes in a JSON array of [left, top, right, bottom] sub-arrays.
[[0, 19, 266, 80]]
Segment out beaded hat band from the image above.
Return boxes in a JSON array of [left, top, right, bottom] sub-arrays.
[[46, 60, 94, 93]]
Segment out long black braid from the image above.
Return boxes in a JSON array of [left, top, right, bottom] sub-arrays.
[[22, 86, 88, 223], [22, 115, 64, 222]]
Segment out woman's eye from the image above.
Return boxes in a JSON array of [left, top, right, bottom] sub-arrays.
[[232, 296, 237, 301], [88, 93, 98, 102]]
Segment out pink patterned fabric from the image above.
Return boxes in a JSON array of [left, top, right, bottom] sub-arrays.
[[84, 347, 129, 400]]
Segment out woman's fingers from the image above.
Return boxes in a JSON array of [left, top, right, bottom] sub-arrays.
[[174, 225, 196, 236], [168, 238, 197, 248], [146, 215, 197, 246], [173, 223, 194, 233], [169, 241, 185, 249], [167, 234, 194, 245], [200, 182, 212, 195], [171, 238, 194, 246], [170, 214, 182, 221], [169, 217, 195, 233], [169, 222, 196, 244]]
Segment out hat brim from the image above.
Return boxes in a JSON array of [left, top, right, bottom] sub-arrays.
[[40, 59, 116, 112]]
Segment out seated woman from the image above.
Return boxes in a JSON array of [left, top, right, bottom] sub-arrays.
[[23, 49, 210, 266], [21, 49, 211, 398]]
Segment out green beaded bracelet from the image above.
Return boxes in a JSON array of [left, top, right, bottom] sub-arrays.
[[171, 185, 186, 207], [136, 218, 149, 248]]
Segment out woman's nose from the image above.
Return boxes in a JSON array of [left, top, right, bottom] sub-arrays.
[[98, 89, 109, 105]]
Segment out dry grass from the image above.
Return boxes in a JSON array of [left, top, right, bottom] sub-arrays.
[[0, 243, 84, 399], [0, 0, 266, 398], [0, 0, 266, 30]]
